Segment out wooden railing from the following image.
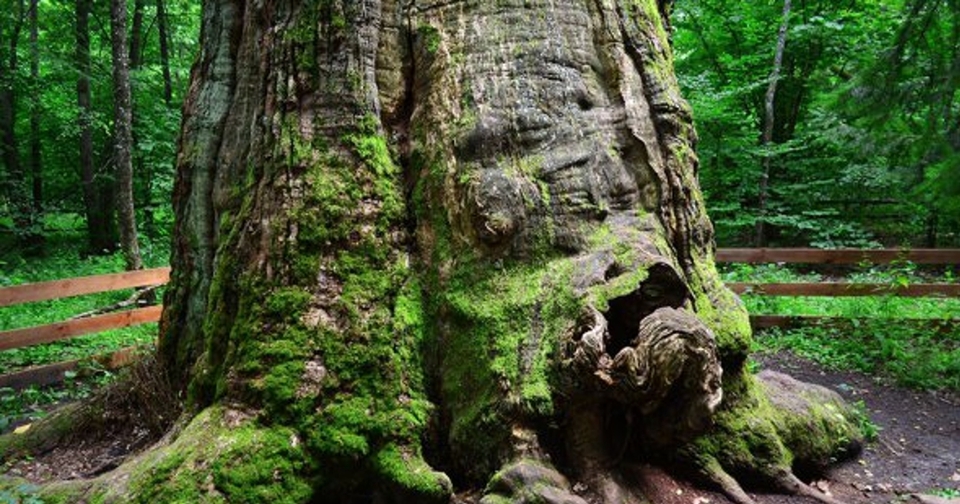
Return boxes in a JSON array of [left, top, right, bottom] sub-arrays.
[[1, 248, 958, 388], [0, 267, 170, 388], [715, 248, 960, 330]]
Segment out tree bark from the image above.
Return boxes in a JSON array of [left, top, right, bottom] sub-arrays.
[[28, 0, 41, 219], [77, 0, 116, 254], [111, 0, 142, 270], [9, 2, 862, 503], [155, 0, 172, 105], [757, 0, 792, 247]]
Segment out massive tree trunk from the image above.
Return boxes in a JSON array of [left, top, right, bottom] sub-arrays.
[[4, 2, 862, 503]]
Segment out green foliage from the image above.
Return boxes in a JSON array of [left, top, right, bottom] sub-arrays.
[[850, 400, 881, 442], [0, 0, 199, 251], [675, 0, 960, 246], [931, 488, 960, 499], [732, 262, 960, 390], [0, 482, 44, 504], [757, 323, 960, 390], [0, 365, 116, 432]]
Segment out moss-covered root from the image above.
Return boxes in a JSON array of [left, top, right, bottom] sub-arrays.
[[698, 453, 852, 504], [685, 371, 862, 504], [776, 471, 849, 504], [478, 459, 591, 504], [24, 406, 450, 504], [0, 403, 81, 462]]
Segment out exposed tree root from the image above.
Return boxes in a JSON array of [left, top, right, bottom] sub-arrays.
[[699, 457, 757, 504], [776, 471, 848, 504]]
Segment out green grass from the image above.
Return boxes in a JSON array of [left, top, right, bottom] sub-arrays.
[[756, 323, 960, 390], [731, 263, 960, 391], [0, 363, 121, 431]]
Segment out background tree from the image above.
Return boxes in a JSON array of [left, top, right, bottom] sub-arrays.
[[28, 0, 41, 226], [2, 2, 861, 504], [0, 0, 197, 258], [674, 0, 960, 247], [76, 0, 117, 254], [0, 0, 42, 248], [111, 0, 144, 270]]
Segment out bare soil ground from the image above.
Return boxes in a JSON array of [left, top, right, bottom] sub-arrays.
[[635, 351, 960, 504], [4, 350, 960, 504]]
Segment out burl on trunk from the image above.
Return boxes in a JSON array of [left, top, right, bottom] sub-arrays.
[[0, 1, 863, 503]]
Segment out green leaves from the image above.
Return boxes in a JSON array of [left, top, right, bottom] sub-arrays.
[[675, 0, 960, 246]]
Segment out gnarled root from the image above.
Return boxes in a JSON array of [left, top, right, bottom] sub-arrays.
[[683, 369, 862, 504], [479, 459, 588, 504], [776, 471, 848, 504], [552, 300, 724, 503]]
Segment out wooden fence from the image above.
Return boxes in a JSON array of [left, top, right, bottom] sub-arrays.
[[1, 249, 958, 389], [0, 267, 170, 389], [715, 248, 960, 330]]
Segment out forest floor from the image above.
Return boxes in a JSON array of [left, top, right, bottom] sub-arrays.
[[637, 351, 960, 504], [3, 350, 959, 503]]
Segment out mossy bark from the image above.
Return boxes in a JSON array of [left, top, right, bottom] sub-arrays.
[[1, 1, 862, 503]]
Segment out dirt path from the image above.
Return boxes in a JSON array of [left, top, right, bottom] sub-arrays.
[[637, 351, 960, 504]]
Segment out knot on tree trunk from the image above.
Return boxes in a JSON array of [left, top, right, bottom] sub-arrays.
[[565, 304, 722, 447]]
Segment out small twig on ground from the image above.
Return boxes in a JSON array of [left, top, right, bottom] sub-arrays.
[[71, 285, 161, 319]]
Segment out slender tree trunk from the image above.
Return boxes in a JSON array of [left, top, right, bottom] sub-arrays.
[[28, 0, 41, 218], [111, 0, 142, 270], [156, 0, 172, 105], [130, 0, 145, 70], [1, 0, 38, 247], [76, 0, 114, 253], [129, 0, 156, 242], [76, 0, 97, 251], [757, 0, 792, 247]]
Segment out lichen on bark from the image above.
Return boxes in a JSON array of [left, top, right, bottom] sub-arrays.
[[1, 1, 863, 503]]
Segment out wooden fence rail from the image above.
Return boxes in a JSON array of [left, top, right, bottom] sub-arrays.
[[0, 249, 957, 390], [0, 267, 170, 307], [717, 247, 960, 332], [726, 282, 960, 298], [716, 248, 960, 265]]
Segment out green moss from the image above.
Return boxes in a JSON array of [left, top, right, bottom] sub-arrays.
[[417, 24, 442, 54], [372, 444, 452, 503], [687, 374, 793, 479], [428, 255, 582, 479], [686, 248, 753, 362], [211, 427, 313, 503]]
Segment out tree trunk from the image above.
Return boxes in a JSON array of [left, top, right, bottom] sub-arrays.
[[11, 2, 863, 503], [130, 0, 145, 70], [757, 0, 792, 247], [155, 0, 172, 105], [76, 0, 116, 254], [1, 0, 38, 247], [28, 0, 42, 220], [111, 0, 142, 270]]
